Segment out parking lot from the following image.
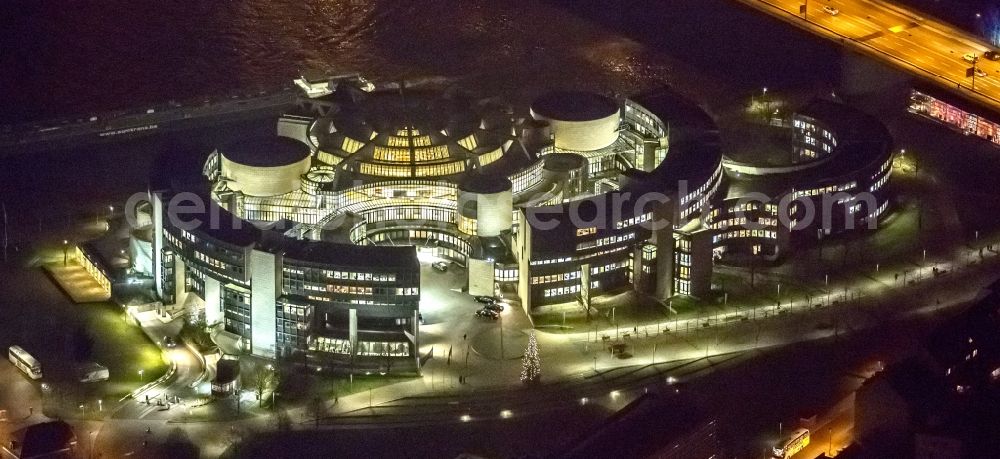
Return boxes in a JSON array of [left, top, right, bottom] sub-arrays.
[[416, 254, 533, 364]]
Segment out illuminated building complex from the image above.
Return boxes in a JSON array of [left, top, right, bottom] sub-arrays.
[[908, 87, 1000, 147], [136, 77, 894, 372], [715, 100, 894, 264]]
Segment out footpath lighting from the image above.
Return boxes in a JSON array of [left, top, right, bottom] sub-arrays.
[[610, 390, 621, 400], [579, 397, 589, 405], [138, 369, 144, 381], [499, 409, 513, 419], [460, 414, 472, 422]]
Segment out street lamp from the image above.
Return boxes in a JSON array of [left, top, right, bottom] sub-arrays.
[[138, 369, 144, 382], [62, 240, 69, 266]]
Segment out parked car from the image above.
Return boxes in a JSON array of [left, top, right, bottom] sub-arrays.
[[485, 303, 505, 312], [822, 6, 839, 15], [475, 309, 499, 320], [431, 261, 449, 272], [474, 295, 496, 304], [975, 68, 988, 78], [77, 363, 109, 383], [163, 336, 177, 348], [963, 53, 978, 63], [985, 51, 1000, 61]]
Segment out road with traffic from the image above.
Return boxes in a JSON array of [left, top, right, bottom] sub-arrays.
[[737, 0, 1000, 109]]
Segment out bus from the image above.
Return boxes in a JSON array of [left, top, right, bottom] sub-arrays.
[[773, 428, 810, 458], [8, 346, 42, 380]]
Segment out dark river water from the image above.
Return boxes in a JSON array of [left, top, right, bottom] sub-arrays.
[[0, 0, 842, 124], [0, 0, 849, 243]]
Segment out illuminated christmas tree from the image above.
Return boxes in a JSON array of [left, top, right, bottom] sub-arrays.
[[521, 331, 541, 383]]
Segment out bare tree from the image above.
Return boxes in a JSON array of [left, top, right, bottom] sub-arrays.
[[250, 363, 277, 407]]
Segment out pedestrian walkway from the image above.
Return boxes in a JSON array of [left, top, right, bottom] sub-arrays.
[[43, 260, 111, 303]]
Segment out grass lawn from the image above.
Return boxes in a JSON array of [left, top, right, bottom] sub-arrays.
[[41, 301, 168, 419], [273, 369, 414, 406], [0, 260, 167, 419]]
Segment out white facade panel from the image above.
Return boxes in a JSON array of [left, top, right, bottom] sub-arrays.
[[204, 276, 223, 326], [152, 193, 165, 299], [476, 191, 513, 237], [531, 112, 620, 152], [249, 249, 278, 357], [468, 258, 495, 297], [220, 155, 310, 197]]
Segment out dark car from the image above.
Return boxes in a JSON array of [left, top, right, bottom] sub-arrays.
[[985, 51, 1000, 61], [163, 336, 177, 348], [485, 303, 504, 312], [475, 309, 499, 320], [474, 295, 496, 304]]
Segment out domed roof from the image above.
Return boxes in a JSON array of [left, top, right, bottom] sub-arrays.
[[308, 88, 520, 180], [221, 137, 310, 168], [543, 152, 587, 172], [531, 91, 619, 122], [458, 173, 512, 194]]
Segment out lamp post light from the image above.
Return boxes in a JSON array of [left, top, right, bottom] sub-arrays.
[[761, 87, 770, 121], [62, 240, 69, 266], [138, 369, 144, 382]]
